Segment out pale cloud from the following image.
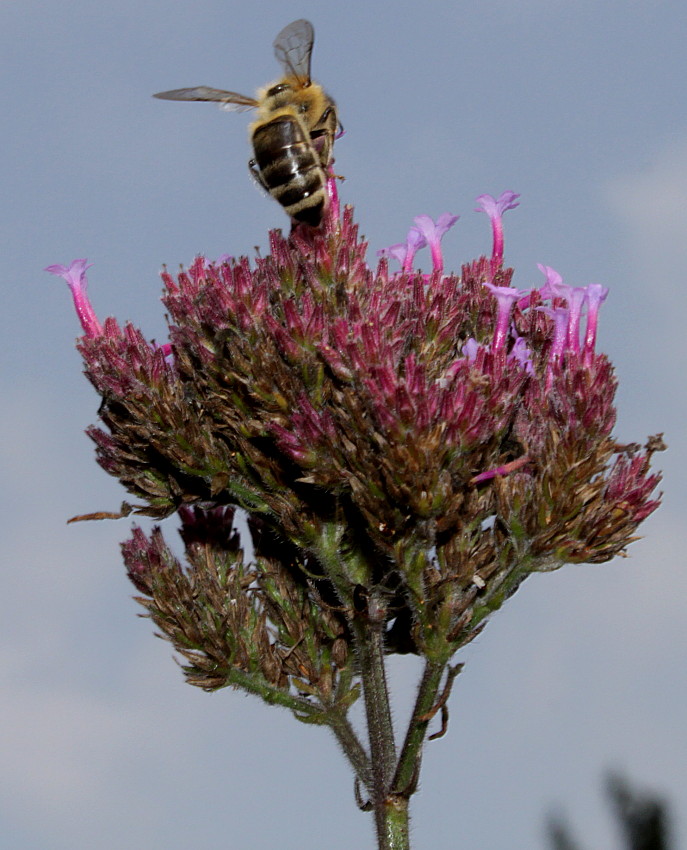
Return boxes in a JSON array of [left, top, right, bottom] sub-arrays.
[[605, 137, 687, 278], [602, 137, 687, 433]]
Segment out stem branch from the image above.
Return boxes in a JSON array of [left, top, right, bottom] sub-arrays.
[[326, 708, 373, 791], [392, 660, 454, 796]]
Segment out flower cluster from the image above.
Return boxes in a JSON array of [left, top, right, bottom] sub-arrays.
[[47, 190, 662, 696]]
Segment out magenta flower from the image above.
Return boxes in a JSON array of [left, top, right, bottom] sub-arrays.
[[564, 286, 587, 354], [583, 283, 610, 364], [475, 190, 521, 218], [538, 304, 570, 362], [475, 191, 521, 268], [45, 258, 103, 337], [508, 337, 534, 374], [471, 454, 531, 484], [534, 268, 610, 367], [410, 213, 460, 273], [483, 282, 529, 352], [461, 337, 480, 361], [378, 227, 426, 273], [378, 213, 459, 274], [537, 263, 565, 300]]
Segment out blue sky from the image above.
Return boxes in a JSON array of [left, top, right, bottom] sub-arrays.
[[2, 1, 686, 848]]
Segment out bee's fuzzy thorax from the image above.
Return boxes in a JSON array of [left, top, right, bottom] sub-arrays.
[[254, 78, 330, 121]]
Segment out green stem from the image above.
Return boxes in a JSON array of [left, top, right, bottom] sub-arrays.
[[224, 667, 324, 719], [378, 795, 411, 849], [308, 520, 359, 606], [392, 660, 447, 795], [352, 605, 399, 848], [326, 708, 373, 791]]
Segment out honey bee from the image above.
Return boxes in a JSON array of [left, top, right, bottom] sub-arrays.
[[154, 19, 340, 227]]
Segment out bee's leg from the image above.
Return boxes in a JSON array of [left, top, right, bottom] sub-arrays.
[[310, 145, 344, 181], [313, 105, 339, 131], [311, 108, 343, 175], [316, 105, 335, 124], [248, 159, 269, 194]]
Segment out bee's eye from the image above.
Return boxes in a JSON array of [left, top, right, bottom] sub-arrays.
[[299, 102, 309, 114]]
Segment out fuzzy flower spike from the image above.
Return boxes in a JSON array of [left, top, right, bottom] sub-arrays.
[[52, 187, 663, 850]]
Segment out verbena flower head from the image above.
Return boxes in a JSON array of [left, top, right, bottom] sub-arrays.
[[50, 188, 662, 679]]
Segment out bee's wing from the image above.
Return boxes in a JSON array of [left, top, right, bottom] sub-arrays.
[[273, 19, 314, 85], [153, 87, 258, 111]]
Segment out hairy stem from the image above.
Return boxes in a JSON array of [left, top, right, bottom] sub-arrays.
[[326, 708, 372, 791], [223, 667, 326, 719], [392, 660, 449, 796], [352, 599, 402, 848]]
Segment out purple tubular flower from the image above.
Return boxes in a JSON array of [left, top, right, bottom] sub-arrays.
[[45, 258, 103, 338], [538, 305, 570, 361], [475, 191, 521, 267], [471, 454, 531, 484], [461, 337, 480, 361], [377, 228, 426, 273], [378, 237, 421, 271], [378, 213, 459, 274], [565, 286, 587, 355], [400, 227, 426, 273], [411, 213, 460, 273], [483, 282, 529, 352], [535, 268, 609, 366], [583, 283, 609, 364], [537, 264, 564, 300], [508, 337, 534, 374], [326, 171, 341, 223]]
